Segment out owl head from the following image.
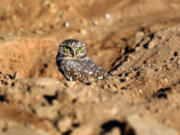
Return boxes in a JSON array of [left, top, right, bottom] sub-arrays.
[[58, 39, 87, 59]]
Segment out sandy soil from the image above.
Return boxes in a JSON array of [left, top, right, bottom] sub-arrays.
[[0, 0, 180, 135]]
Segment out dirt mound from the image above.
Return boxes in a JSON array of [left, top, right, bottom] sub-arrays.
[[1, 0, 180, 135], [0, 25, 180, 135]]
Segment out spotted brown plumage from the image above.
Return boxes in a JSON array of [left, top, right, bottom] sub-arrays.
[[56, 39, 108, 82]]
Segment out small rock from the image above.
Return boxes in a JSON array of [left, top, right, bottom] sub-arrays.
[[148, 40, 157, 49], [104, 13, 110, 19], [44, 0, 51, 7], [35, 29, 44, 35], [92, 20, 98, 26], [135, 31, 145, 44], [64, 22, 70, 27], [57, 117, 72, 132], [58, 11, 66, 19], [79, 29, 87, 35]]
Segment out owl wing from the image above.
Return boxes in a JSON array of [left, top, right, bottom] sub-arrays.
[[79, 57, 108, 80], [56, 55, 108, 82]]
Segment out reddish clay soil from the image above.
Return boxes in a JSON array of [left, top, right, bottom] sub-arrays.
[[0, 0, 180, 135]]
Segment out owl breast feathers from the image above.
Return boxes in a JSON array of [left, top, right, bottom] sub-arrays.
[[56, 39, 108, 82]]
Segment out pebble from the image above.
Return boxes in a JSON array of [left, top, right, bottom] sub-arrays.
[[44, 0, 51, 7], [80, 29, 87, 35], [135, 31, 145, 44], [64, 22, 70, 27], [58, 11, 66, 19], [164, 78, 168, 82], [92, 20, 98, 26], [35, 29, 44, 35], [57, 117, 72, 132], [148, 40, 157, 49], [104, 13, 110, 19]]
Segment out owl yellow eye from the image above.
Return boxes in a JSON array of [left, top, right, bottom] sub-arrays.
[[78, 46, 83, 51], [63, 46, 70, 51]]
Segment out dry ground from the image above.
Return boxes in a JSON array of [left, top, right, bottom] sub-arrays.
[[0, 0, 180, 135]]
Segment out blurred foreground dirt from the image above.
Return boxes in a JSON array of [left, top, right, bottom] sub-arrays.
[[0, 0, 180, 135]]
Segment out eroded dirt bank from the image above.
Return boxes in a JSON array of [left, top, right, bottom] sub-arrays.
[[0, 0, 180, 135]]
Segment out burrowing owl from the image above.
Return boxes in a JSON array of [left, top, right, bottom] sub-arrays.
[[56, 39, 108, 82]]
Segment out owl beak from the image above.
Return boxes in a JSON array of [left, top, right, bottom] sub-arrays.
[[72, 51, 77, 57]]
